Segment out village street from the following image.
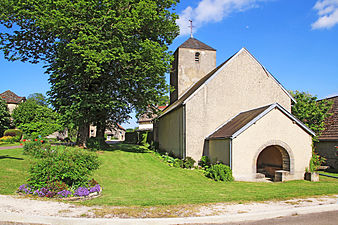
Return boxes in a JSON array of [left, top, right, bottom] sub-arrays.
[[0, 194, 337, 225]]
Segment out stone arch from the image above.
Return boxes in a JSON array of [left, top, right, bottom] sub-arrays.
[[253, 140, 294, 175]]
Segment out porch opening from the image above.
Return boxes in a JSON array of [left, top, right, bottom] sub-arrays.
[[256, 145, 290, 179]]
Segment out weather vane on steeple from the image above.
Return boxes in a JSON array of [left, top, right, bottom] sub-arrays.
[[189, 20, 194, 38]]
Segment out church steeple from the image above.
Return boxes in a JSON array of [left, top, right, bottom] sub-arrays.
[[170, 37, 216, 104]]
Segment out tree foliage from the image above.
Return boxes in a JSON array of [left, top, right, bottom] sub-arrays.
[[27, 93, 48, 106], [0, 98, 11, 136], [290, 91, 333, 140], [0, 0, 179, 146], [12, 101, 62, 138]]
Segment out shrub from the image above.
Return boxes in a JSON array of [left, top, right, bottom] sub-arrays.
[[205, 164, 234, 182], [183, 157, 196, 169], [173, 158, 184, 168], [23, 140, 53, 158], [309, 151, 326, 172], [28, 147, 100, 189], [0, 136, 16, 143], [86, 137, 109, 150], [3, 129, 23, 141], [199, 156, 211, 169]]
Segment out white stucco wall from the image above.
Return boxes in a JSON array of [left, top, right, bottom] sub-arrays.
[[232, 108, 312, 181], [139, 122, 153, 130], [157, 107, 184, 158], [177, 48, 216, 99], [185, 49, 292, 162], [7, 103, 18, 114]]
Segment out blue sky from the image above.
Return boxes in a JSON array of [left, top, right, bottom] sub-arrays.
[[1, 0, 337, 129]]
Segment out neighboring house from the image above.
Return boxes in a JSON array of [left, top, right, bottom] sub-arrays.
[[0, 90, 26, 113], [315, 96, 338, 170], [155, 37, 315, 182], [138, 106, 167, 131], [90, 124, 126, 141]]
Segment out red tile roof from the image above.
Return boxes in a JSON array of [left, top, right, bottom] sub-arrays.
[[318, 96, 338, 140], [0, 90, 25, 104], [117, 124, 125, 131]]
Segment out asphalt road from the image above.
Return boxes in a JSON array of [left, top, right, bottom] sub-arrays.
[[194, 210, 338, 225]]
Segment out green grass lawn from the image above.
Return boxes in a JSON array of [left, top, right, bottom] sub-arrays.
[[0, 144, 337, 206], [319, 171, 338, 177], [0, 142, 21, 147], [0, 148, 30, 194]]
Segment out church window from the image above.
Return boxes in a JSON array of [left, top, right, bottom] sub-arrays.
[[195, 52, 200, 62]]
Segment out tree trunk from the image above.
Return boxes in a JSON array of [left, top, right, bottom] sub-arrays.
[[76, 122, 90, 147], [96, 122, 106, 139]]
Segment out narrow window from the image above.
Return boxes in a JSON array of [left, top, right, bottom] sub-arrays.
[[195, 52, 200, 62]]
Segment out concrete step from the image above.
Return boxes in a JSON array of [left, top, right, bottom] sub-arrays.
[[256, 173, 266, 179]]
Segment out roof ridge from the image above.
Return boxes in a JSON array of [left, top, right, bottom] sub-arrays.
[[178, 37, 216, 51]]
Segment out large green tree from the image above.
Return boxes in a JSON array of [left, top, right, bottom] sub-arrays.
[[0, 0, 179, 146], [27, 93, 48, 106], [290, 91, 333, 141], [12, 100, 62, 139], [0, 99, 11, 136]]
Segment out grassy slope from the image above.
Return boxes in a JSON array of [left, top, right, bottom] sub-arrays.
[[0, 143, 21, 147], [0, 144, 337, 206], [0, 148, 30, 194], [86, 144, 338, 206]]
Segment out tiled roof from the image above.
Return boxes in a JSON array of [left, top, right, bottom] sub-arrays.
[[178, 38, 216, 51], [138, 106, 167, 123], [318, 96, 338, 140], [207, 105, 270, 139], [0, 90, 25, 104], [117, 124, 125, 131], [207, 103, 315, 140]]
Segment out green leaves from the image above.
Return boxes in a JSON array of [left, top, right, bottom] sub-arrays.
[[0, 99, 11, 136], [290, 90, 333, 141], [12, 100, 63, 138], [1, 0, 179, 144]]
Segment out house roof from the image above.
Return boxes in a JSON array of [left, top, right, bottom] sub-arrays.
[[0, 90, 25, 104], [318, 95, 338, 140], [178, 37, 216, 51], [105, 124, 125, 134], [138, 105, 167, 123], [160, 48, 295, 118], [206, 103, 315, 140]]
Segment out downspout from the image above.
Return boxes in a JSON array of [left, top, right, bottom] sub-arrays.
[[182, 105, 186, 159], [229, 138, 233, 170]]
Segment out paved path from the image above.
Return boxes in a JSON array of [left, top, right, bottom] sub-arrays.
[[0, 146, 22, 150], [0, 195, 337, 225], [209, 210, 338, 225]]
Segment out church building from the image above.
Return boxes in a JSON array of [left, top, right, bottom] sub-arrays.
[[155, 37, 315, 181]]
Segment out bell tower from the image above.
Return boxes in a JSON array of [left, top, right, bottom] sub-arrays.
[[170, 37, 216, 104]]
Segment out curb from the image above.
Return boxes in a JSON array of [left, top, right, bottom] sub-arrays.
[[0, 203, 337, 225]]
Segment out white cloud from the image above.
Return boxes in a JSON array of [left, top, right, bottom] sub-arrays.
[[312, 0, 338, 29], [176, 0, 267, 36]]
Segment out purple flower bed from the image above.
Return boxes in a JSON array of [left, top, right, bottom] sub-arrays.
[[89, 184, 101, 193], [57, 190, 72, 198], [74, 187, 90, 196], [18, 183, 101, 199], [18, 184, 33, 194]]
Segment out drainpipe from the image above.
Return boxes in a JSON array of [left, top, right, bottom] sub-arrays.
[[182, 105, 186, 159], [229, 138, 233, 170]]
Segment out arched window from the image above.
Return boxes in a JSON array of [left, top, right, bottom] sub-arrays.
[[195, 52, 200, 62]]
